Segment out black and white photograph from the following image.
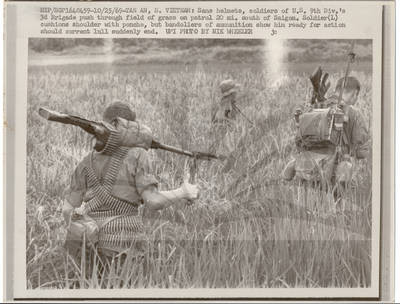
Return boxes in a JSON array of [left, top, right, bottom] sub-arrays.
[[4, 0, 395, 301], [26, 37, 374, 290]]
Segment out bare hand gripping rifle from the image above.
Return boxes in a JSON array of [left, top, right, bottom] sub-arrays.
[[38, 107, 220, 161]]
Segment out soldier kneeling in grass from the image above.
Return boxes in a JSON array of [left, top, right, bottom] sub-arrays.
[[62, 102, 199, 261], [282, 70, 369, 207], [210, 79, 250, 173]]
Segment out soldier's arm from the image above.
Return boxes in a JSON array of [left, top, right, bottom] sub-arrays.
[[133, 149, 199, 211], [213, 100, 234, 123], [63, 162, 87, 223], [355, 140, 370, 159], [142, 182, 198, 211]]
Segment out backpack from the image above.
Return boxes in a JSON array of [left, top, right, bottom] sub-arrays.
[[290, 104, 349, 183]]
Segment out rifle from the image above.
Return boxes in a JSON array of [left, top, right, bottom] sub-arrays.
[[335, 41, 356, 160], [38, 107, 220, 161], [337, 41, 356, 106], [150, 141, 219, 160], [231, 103, 254, 126], [39, 107, 110, 151]]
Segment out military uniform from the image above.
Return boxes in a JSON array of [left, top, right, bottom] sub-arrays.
[[64, 102, 200, 259], [63, 102, 159, 257], [211, 100, 240, 156], [68, 148, 157, 210], [283, 95, 369, 185], [66, 145, 158, 255], [210, 79, 244, 159]]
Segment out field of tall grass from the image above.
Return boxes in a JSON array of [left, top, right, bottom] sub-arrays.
[[26, 60, 372, 289]]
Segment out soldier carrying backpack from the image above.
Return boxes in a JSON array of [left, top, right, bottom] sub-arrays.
[[282, 65, 369, 194]]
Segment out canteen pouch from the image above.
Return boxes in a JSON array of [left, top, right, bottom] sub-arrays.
[[296, 108, 342, 150], [64, 214, 99, 254], [294, 151, 336, 182]]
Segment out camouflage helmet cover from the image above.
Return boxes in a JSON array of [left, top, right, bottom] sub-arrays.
[[219, 79, 240, 98], [335, 76, 361, 94]]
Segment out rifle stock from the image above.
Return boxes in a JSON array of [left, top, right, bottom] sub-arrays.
[[39, 107, 110, 151]]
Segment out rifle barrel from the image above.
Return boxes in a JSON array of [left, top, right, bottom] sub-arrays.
[[232, 104, 254, 125], [151, 141, 193, 157], [151, 141, 218, 160], [338, 41, 356, 104]]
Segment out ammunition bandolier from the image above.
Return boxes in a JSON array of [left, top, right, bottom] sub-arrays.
[[83, 130, 144, 252]]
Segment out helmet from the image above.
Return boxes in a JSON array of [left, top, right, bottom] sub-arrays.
[[103, 102, 136, 123], [335, 76, 360, 94]]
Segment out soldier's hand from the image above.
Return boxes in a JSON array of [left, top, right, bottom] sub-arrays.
[[71, 210, 83, 221], [71, 203, 87, 220], [180, 179, 200, 201]]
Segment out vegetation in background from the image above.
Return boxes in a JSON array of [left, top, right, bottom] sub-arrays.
[[29, 38, 372, 64], [26, 42, 372, 289]]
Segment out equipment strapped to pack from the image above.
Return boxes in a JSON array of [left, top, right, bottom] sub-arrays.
[[295, 107, 344, 150]]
